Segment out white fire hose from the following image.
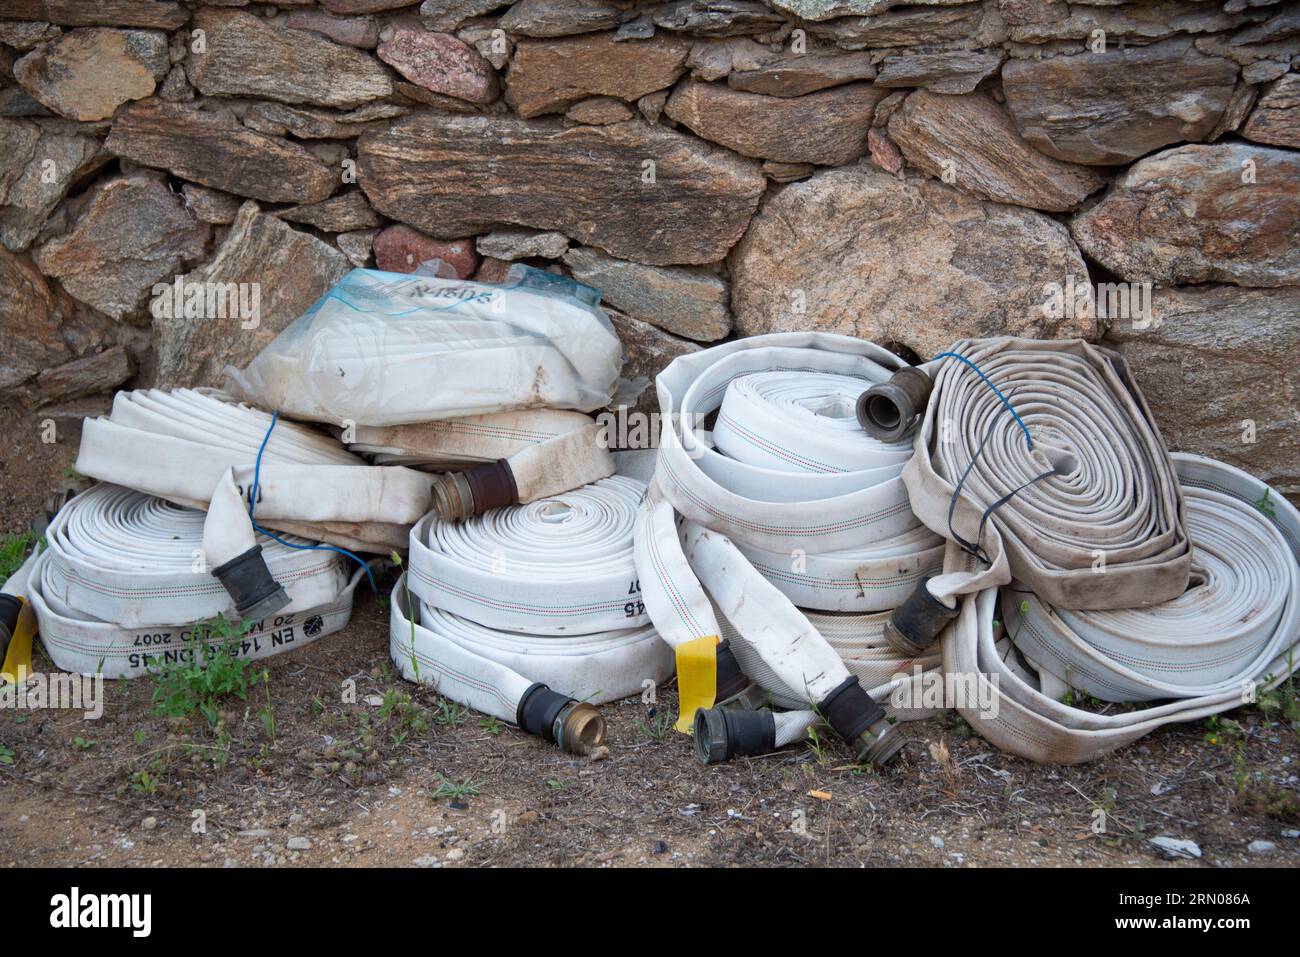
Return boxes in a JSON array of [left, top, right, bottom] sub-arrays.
[[17, 484, 367, 678], [74, 388, 614, 624], [391, 475, 675, 753], [855, 338, 1192, 658], [946, 453, 1300, 763], [633, 333, 947, 765]]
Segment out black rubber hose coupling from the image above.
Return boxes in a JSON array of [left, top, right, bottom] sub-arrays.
[[211, 544, 290, 622], [517, 683, 605, 755], [431, 459, 519, 522], [818, 675, 905, 768], [0, 593, 21, 666], [855, 366, 933, 442], [882, 576, 960, 657], [693, 706, 777, 765]]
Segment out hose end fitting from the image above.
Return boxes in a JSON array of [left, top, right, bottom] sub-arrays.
[[853, 717, 906, 768], [211, 544, 290, 622], [517, 683, 605, 755], [855, 366, 933, 442], [693, 706, 777, 765], [555, 700, 605, 756], [431, 459, 519, 522], [882, 577, 960, 657]]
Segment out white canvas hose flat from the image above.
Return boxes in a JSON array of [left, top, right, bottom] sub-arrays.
[[635, 333, 945, 764], [73, 388, 404, 551], [21, 484, 365, 679], [391, 475, 675, 754], [346, 409, 602, 469], [857, 337, 1192, 658], [944, 453, 1300, 764], [225, 269, 623, 426]]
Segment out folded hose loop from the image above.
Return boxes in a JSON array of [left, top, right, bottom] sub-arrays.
[[24, 484, 365, 678], [944, 453, 1300, 764], [903, 337, 1191, 613], [634, 332, 947, 762], [393, 474, 675, 750]]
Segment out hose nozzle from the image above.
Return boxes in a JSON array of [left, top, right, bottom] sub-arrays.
[[555, 700, 605, 756], [853, 716, 905, 768], [693, 706, 777, 765], [855, 366, 933, 442], [517, 683, 605, 755], [211, 544, 290, 622], [431, 460, 519, 523], [882, 577, 960, 657]]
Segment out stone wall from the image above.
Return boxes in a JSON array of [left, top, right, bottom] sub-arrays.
[[0, 0, 1296, 496]]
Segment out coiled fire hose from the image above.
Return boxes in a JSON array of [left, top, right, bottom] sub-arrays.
[[73, 388, 614, 624], [16, 484, 367, 678], [856, 338, 1193, 657], [947, 453, 1300, 763], [390, 475, 674, 754], [633, 333, 947, 765]]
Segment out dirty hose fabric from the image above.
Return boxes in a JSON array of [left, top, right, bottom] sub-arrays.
[[945, 454, 1300, 763], [391, 475, 674, 725], [905, 337, 1191, 610], [634, 332, 944, 716], [21, 484, 366, 678]]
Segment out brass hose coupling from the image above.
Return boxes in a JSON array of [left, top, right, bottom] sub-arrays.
[[431, 459, 519, 522]]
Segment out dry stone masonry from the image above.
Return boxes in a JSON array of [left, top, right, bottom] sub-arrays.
[[0, 0, 1296, 498]]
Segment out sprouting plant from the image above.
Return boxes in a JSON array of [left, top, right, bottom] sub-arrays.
[[430, 774, 481, 801], [148, 615, 261, 729], [638, 709, 673, 743], [1256, 488, 1277, 519], [0, 532, 33, 582], [391, 550, 420, 682]]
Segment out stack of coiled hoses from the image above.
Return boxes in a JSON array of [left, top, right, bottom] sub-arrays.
[[948, 453, 1300, 763], [633, 332, 946, 764], [857, 337, 1298, 762], [24, 484, 366, 678], [391, 474, 674, 754]]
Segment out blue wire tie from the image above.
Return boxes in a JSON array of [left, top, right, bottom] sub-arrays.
[[248, 411, 378, 593]]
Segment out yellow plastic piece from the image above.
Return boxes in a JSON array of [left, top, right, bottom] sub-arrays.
[[0, 596, 36, 686], [673, 634, 719, 734]]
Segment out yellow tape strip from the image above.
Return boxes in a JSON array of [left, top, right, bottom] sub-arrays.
[[674, 634, 719, 733], [0, 596, 36, 686]]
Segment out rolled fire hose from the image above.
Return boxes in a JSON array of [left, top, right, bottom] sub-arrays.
[[946, 453, 1300, 763], [19, 484, 366, 678], [390, 475, 675, 754], [72, 389, 612, 622], [856, 338, 1192, 656], [634, 332, 946, 765]]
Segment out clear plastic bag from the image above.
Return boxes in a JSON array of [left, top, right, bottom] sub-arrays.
[[225, 263, 623, 426]]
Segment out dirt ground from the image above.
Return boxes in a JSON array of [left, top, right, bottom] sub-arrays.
[[2, 415, 1298, 868], [2, 582, 1298, 869]]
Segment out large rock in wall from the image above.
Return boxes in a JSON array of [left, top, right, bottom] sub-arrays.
[[0, 0, 1293, 499], [358, 113, 766, 265], [1106, 285, 1300, 499], [1072, 143, 1300, 287], [729, 166, 1094, 359]]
